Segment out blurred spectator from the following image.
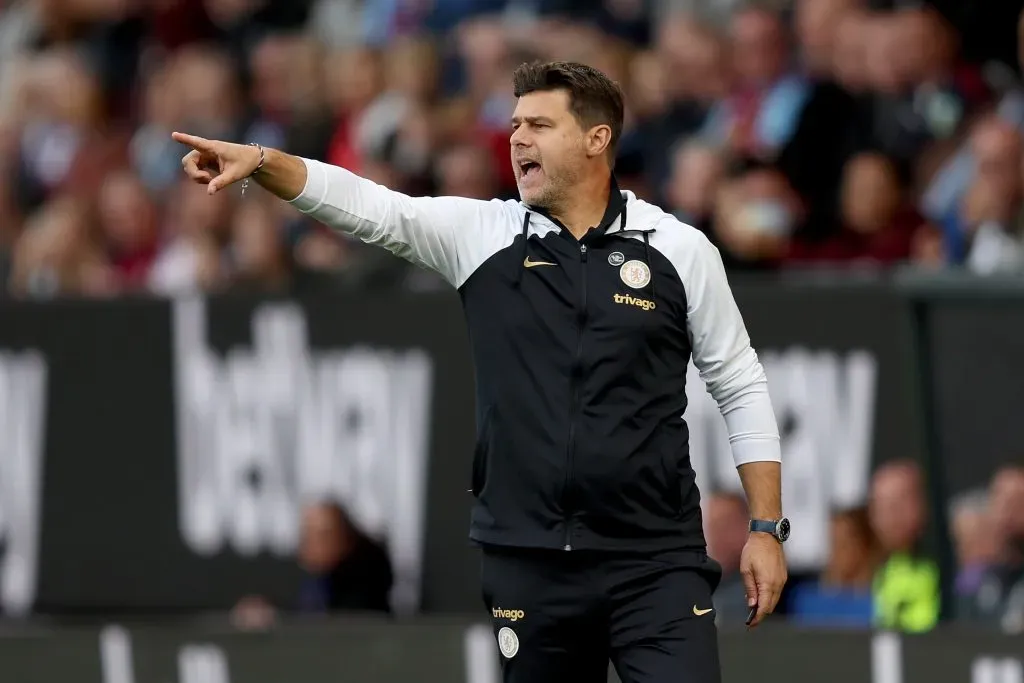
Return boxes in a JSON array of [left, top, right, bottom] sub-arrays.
[[149, 178, 232, 296], [642, 17, 729, 198], [713, 159, 802, 268], [666, 140, 724, 235], [0, 0, 1018, 296], [305, 0, 364, 50], [8, 195, 115, 298], [435, 143, 500, 200], [830, 10, 872, 96], [228, 194, 342, 294], [10, 47, 128, 215], [778, 0, 870, 241], [787, 151, 924, 265], [172, 44, 246, 144], [958, 116, 1024, 274], [228, 195, 294, 292], [323, 45, 386, 174], [97, 169, 160, 290], [869, 460, 940, 633], [949, 489, 1001, 603], [233, 500, 394, 629], [703, 491, 750, 623], [789, 507, 880, 627], [868, 9, 990, 168], [701, 6, 811, 161], [656, 0, 790, 35], [794, 0, 858, 79], [296, 501, 393, 613], [130, 58, 189, 194], [961, 466, 1024, 633]]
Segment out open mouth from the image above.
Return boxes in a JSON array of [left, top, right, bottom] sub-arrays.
[[519, 161, 541, 179]]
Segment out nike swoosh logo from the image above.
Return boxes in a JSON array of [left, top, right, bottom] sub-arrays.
[[523, 257, 557, 268], [693, 606, 714, 616]]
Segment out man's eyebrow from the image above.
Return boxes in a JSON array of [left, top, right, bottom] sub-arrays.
[[511, 116, 555, 125]]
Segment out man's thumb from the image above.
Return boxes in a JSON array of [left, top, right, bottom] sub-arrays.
[[741, 569, 758, 607]]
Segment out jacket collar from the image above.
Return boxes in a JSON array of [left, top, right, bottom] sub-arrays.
[[525, 173, 626, 240]]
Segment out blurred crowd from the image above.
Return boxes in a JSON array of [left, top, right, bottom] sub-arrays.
[[704, 462, 1024, 633], [230, 460, 1024, 632], [0, 0, 1022, 298]]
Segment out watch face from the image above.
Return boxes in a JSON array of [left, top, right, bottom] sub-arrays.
[[776, 518, 791, 542]]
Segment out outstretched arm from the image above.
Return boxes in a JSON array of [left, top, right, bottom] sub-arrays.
[[174, 133, 508, 287]]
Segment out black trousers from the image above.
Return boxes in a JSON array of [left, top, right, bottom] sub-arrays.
[[480, 545, 724, 683]]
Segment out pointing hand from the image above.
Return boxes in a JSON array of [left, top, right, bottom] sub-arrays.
[[173, 132, 262, 196]]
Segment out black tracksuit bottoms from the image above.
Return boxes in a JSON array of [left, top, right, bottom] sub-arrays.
[[480, 544, 724, 683]]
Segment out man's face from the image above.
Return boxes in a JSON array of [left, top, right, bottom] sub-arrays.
[[510, 89, 587, 209], [730, 9, 786, 87], [971, 121, 1023, 203], [298, 504, 344, 574], [990, 468, 1024, 541], [869, 467, 925, 553]]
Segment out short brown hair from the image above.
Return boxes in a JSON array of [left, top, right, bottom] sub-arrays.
[[512, 61, 625, 157]]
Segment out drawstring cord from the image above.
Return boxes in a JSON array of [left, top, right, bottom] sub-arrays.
[[613, 205, 658, 302], [517, 200, 655, 301], [642, 230, 657, 301]]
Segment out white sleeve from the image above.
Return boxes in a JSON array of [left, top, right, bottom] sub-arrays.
[[287, 157, 509, 288], [680, 230, 781, 467]]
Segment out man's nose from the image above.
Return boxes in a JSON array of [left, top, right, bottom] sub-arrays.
[[510, 127, 530, 147]]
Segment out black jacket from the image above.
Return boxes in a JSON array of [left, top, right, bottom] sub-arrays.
[[291, 160, 781, 554]]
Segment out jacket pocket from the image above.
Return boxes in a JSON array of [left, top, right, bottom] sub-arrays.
[[471, 406, 495, 498], [662, 450, 684, 517]]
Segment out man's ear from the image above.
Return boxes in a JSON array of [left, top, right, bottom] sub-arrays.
[[585, 124, 612, 159]]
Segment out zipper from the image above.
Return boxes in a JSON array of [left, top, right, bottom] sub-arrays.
[[563, 242, 588, 551]]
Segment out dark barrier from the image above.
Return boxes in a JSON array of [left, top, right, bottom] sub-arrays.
[[901, 275, 1024, 497], [0, 277, 1011, 617], [0, 293, 478, 618], [0, 617, 1020, 683]]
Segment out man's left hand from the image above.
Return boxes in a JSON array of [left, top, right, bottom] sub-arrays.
[[739, 532, 788, 628]]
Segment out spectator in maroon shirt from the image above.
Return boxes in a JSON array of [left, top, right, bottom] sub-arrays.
[[788, 151, 925, 266], [97, 169, 159, 289]]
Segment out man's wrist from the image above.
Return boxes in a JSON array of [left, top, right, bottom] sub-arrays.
[[749, 517, 790, 543], [248, 142, 266, 176]]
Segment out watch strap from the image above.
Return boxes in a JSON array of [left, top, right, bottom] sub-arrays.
[[749, 519, 778, 536]]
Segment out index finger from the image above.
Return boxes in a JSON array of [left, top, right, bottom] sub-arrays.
[[172, 131, 212, 151]]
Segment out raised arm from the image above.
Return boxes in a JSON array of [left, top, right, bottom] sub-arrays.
[[174, 133, 510, 287]]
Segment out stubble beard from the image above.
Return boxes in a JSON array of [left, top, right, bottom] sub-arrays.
[[522, 165, 577, 215]]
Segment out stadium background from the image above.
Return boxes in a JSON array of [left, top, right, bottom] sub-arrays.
[[0, 0, 1023, 680]]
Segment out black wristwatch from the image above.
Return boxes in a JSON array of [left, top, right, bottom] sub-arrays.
[[749, 518, 790, 543]]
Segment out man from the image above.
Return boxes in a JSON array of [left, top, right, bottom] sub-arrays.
[[868, 460, 940, 632], [232, 501, 393, 629], [962, 466, 1024, 633], [175, 61, 788, 683]]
